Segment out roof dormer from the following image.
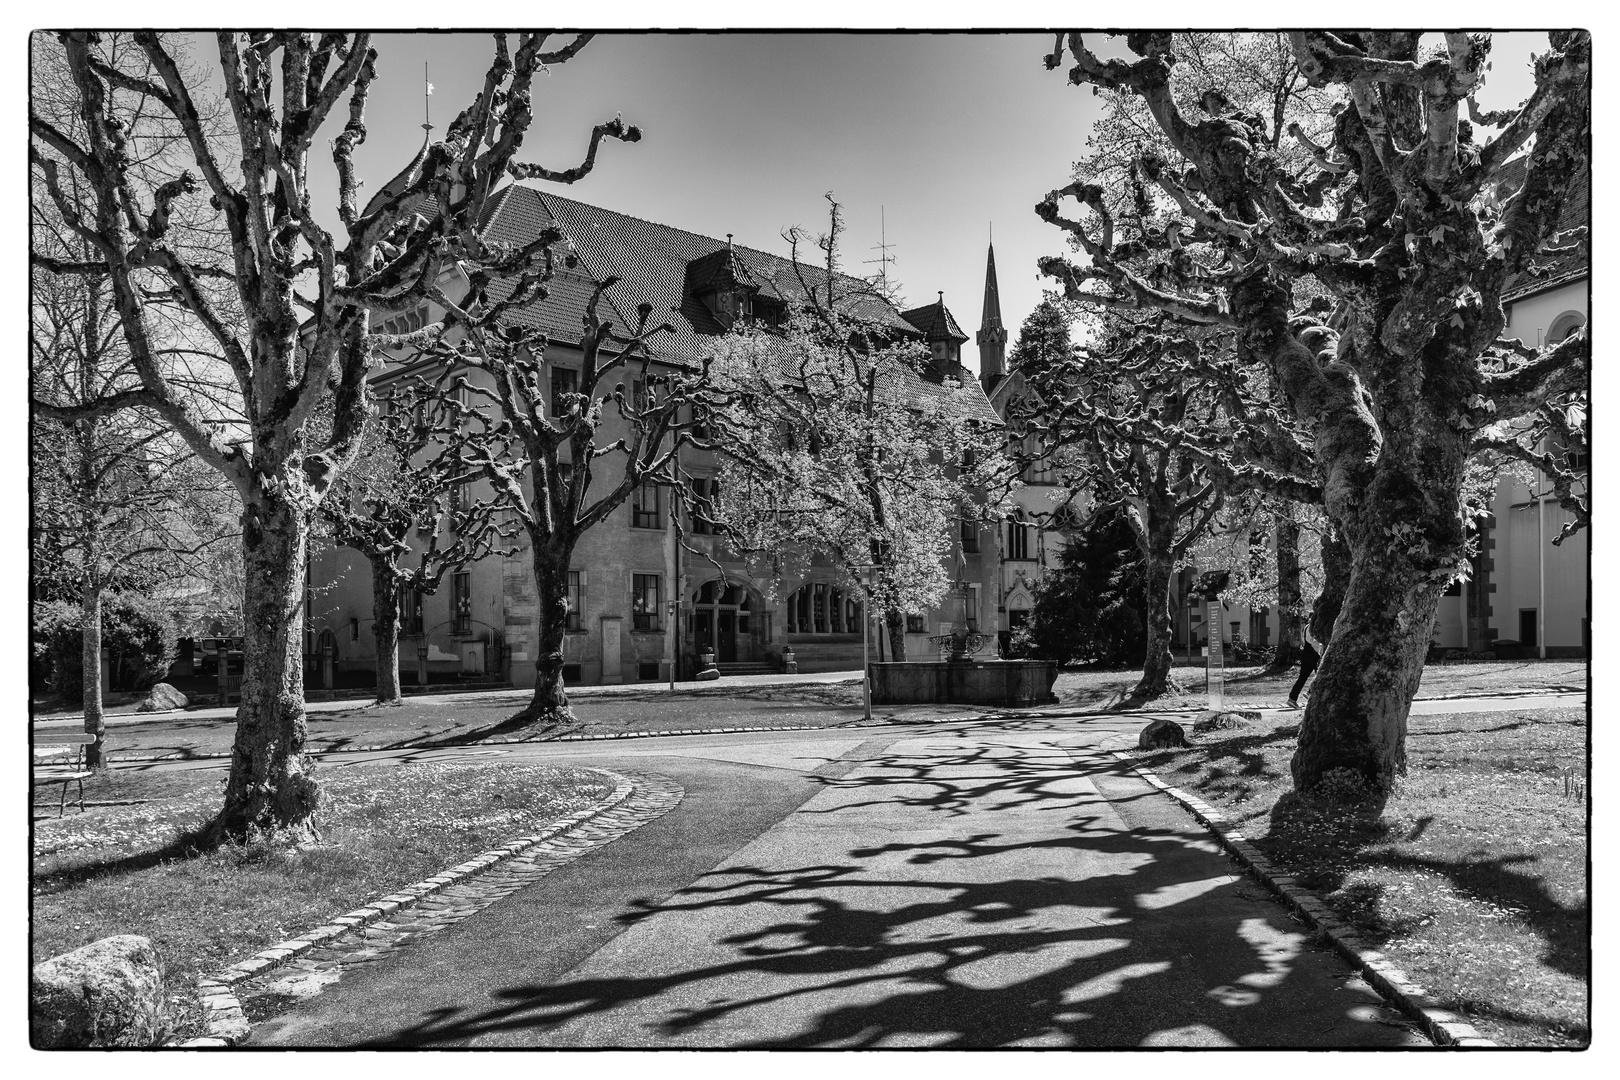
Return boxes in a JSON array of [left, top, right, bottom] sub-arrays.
[[685, 235, 763, 330]]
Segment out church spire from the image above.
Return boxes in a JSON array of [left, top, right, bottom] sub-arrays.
[[976, 233, 1008, 392]]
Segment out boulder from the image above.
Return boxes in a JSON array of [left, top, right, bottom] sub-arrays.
[[1192, 709, 1260, 733], [1138, 718, 1188, 750], [136, 682, 187, 713], [32, 935, 167, 1048]]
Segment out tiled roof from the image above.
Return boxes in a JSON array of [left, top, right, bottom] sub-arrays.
[[475, 184, 1000, 424], [900, 297, 969, 343], [1491, 155, 1589, 302]]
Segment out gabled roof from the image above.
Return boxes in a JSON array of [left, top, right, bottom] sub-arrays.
[[900, 296, 969, 343], [473, 184, 1000, 424], [477, 186, 916, 357], [1491, 155, 1589, 303]]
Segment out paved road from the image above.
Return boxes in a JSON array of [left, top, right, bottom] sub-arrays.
[[234, 712, 1435, 1049]]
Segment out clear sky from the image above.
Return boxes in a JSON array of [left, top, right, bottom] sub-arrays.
[[316, 32, 1102, 373], [314, 30, 1544, 378]]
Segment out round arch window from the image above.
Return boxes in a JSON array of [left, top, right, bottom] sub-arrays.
[[1548, 311, 1585, 345]]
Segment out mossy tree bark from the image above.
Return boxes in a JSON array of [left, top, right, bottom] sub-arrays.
[[1039, 31, 1590, 792]]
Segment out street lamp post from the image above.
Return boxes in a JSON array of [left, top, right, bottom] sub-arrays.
[[856, 565, 876, 722], [667, 600, 681, 690]]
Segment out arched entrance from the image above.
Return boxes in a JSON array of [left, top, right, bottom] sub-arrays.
[[691, 580, 759, 664]]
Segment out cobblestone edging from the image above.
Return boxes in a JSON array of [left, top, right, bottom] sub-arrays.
[[172, 768, 682, 1047], [1107, 751, 1496, 1048], [113, 724, 823, 764]]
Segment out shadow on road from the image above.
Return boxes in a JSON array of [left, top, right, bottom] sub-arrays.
[[358, 746, 1415, 1048]]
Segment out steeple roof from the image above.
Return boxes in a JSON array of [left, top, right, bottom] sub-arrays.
[[980, 242, 1003, 332]]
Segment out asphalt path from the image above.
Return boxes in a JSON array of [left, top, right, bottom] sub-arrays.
[[225, 711, 1443, 1049]]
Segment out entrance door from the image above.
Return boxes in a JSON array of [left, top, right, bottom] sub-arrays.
[[718, 611, 737, 663], [695, 611, 714, 657]]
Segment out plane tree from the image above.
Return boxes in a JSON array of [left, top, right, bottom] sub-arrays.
[[317, 379, 517, 706], [30, 31, 641, 840], [1037, 31, 1589, 793]]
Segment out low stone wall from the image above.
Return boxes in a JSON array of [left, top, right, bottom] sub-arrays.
[[869, 660, 1058, 708]]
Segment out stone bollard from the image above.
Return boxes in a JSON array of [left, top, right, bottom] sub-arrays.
[[32, 935, 167, 1048], [1138, 717, 1188, 750]]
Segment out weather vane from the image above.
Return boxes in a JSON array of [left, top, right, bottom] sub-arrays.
[[423, 63, 433, 134]]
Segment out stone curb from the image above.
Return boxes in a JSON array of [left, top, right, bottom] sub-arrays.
[[1106, 751, 1497, 1049], [110, 724, 824, 764], [169, 767, 639, 1048]]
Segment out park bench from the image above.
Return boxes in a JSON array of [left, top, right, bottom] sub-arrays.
[[34, 731, 95, 816]]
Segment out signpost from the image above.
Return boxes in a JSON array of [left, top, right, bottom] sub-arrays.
[[1197, 570, 1231, 711]]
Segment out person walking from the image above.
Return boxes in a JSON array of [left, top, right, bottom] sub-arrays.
[[1287, 627, 1320, 708]]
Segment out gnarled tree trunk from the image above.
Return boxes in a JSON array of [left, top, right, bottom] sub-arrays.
[[212, 487, 320, 842], [519, 547, 574, 726], [370, 557, 402, 705]]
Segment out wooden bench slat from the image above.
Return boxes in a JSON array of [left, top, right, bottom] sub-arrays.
[[35, 732, 98, 744]]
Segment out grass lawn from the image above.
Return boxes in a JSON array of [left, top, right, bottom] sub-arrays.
[[1125, 705, 1588, 1048], [32, 761, 615, 1042], [45, 682, 974, 761], [1050, 658, 1586, 711]]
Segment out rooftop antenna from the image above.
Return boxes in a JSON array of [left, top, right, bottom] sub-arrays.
[[863, 205, 899, 298]]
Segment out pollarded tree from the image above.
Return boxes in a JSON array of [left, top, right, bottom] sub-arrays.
[[1037, 31, 1589, 793], [318, 379, 517, 706], [427, 282, 698, 728], [706, 203, 1016, 660], [31, 32, 641, 840], [1019, 315, 1236, 703]]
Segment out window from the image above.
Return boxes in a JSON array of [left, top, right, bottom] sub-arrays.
[[550, 366, 578, 416], [566, 570, 584, 631], [638, 662, 661, 682], [350, 617, 359, 642], [632, 483, 662, 529], [451, 478, 472, 514], [633, 574, 662, 631], [399, 587, 424, 634], [1008, 519, 1032, 560], [452, 572, 471, 634], [906, 613, 926, 634], [783, 583, 861, 635], [1519, 609, 1538, 649], [966, 584, 981, 633], [960, 514, 979, 554]]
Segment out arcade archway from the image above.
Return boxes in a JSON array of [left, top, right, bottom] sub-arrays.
[[690, 579, 763, 664]]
